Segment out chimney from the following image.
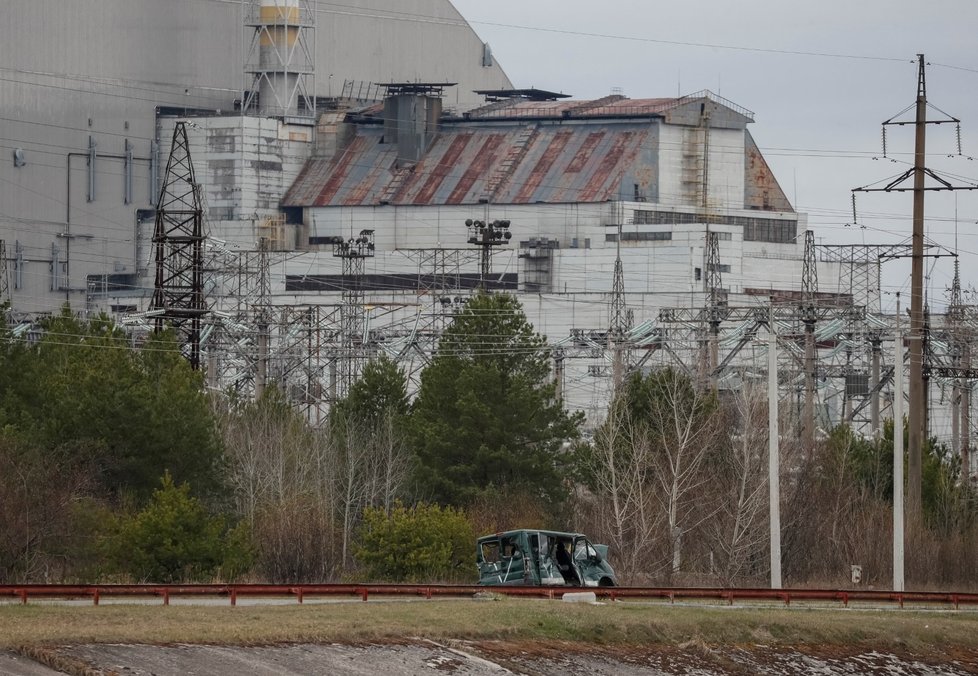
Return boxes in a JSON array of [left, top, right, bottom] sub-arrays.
[[380, 83, 454, 167]]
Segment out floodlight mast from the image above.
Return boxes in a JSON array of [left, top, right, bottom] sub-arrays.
[[465, 218, 512, 291], [332, 229, 375, 397]]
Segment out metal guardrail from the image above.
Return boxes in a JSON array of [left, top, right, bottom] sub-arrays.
[[2, 584, 978, 609]]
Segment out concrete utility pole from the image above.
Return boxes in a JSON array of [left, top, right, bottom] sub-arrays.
[[907, 55, 927, 518], [768, 301, 782, 589], [852, 54, 977, 520], [894, 293, 905, 592]]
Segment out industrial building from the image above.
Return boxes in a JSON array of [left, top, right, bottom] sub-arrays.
[[0, 0, 511, 315], [2, 2, 973, 469]]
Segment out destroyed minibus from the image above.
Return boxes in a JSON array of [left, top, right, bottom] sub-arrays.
[[476, 529, 618, 587]]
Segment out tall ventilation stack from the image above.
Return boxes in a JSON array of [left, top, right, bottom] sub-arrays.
[[245, 0, 315, 117]]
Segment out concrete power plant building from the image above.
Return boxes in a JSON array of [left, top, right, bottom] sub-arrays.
[[4, 0, 901, 436], [0, 0, 511, 315]]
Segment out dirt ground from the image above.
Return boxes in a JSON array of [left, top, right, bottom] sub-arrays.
[[5, 641, 977, 676]]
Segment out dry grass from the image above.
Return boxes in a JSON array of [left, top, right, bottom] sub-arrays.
[[1, 598, 977, 655]]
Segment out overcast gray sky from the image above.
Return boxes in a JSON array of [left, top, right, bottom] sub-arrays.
[[451, 0, 978, 311]]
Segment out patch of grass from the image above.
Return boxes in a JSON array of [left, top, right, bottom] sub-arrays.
[[0, 599, 976, 656]]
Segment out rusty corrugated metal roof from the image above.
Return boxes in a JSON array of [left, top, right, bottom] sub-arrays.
[[283, 119, 657, 208], [282, 91, 767, 209]]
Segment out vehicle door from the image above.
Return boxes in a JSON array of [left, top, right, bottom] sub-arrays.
[[534, 533, 564, 585], [572, 537, 603, 586]]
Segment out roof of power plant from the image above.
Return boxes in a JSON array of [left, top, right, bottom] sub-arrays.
[[283, 90, 792, 211]]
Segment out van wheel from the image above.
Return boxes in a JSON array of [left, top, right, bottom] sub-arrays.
[[598, 577, 615, 587]]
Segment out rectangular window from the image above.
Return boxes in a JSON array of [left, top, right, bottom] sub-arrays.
[[605, 231, 672, 243], [742, 218, 796, 243], [631, 209, 796, 243]]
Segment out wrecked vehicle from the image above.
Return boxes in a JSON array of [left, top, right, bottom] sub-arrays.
[[476, 529, 618, 587]]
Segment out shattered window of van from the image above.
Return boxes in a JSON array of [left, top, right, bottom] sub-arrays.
[[481, 541, 500, 563]]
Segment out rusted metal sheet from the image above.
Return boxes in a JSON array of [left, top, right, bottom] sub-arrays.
[[282, 158, 331, 206], [577, 131, 637, 202], [411, 133, 476, 205], [343, 151, 392, 206], [513, 130, 574, 203], [445, 134, 506, 204], [285, 120, 659, 207], [313, 135, 368, 205], [565, 132, 605, 174], [744, 130, 793, 212]]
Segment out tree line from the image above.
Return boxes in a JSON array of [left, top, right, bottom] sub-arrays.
[[0, 297, 976, 588]]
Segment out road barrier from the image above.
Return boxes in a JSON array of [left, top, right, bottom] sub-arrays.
[[2, 584, 978, 609]]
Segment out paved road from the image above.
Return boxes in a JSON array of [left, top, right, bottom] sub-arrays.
[[0, 652, 61, 676]]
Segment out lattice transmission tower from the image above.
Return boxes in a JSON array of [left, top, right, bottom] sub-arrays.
[[150, 122, 207, 370], [0, 240, 8, 307], [608, 216, 629, 391], [800, 230, 819, 447], [701, 230, 726, 389]]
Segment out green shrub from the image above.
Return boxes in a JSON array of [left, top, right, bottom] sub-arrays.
[[106, 472, 253, 582], [355, 502, 474, 582]]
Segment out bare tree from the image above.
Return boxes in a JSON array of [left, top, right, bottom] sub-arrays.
[[706, 384, 769, 584], [580, 397, 661, 582], [328, 409, 412, 567], [643, 370, 722, 580], [220, 391, 341, 580]]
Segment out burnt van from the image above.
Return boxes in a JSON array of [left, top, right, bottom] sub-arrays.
[[476, 529, 617, 587]]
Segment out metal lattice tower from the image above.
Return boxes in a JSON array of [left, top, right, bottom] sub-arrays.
[[333, 229, 375, 397], [946, 258, 971, 467], [0, 240, 8, 306], [800, 230, 819, 446], [802, 230, 818, 308], [705, 230, 723, 309], [818, 243, 921, 312], [151, 122, 207, 370], [386, 248, 480, 393], [949, 258, 964, 320], [244, 0, 316, 116], [702, 230, 725, 387], [609, 220, 628, 390], [254, 237, 272, 398]]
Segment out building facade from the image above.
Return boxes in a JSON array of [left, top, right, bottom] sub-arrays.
[[0, 0, 511, 316]]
